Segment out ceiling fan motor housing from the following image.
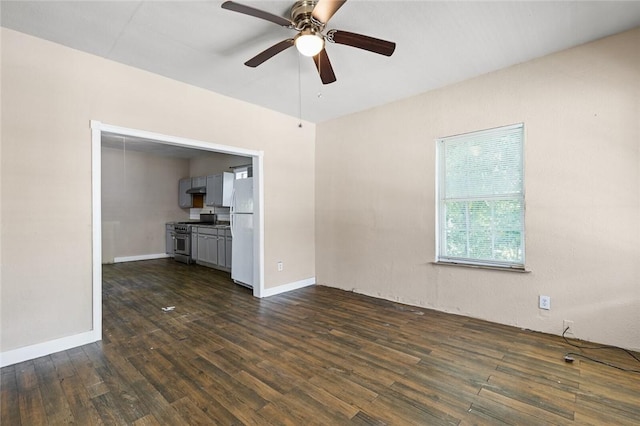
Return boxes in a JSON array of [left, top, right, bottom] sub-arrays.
[[291, 0, 322, 30]]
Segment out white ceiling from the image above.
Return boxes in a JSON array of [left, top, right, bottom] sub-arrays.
[[2, 1, 640, 123]]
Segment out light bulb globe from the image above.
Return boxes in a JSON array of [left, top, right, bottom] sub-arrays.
[[295, 33, 324, 57]]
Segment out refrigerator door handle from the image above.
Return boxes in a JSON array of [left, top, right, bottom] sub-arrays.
[[230, 187, 236, 239], [230, 187, 236, 215]]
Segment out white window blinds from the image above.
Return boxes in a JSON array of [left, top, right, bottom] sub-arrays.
[[437, 123, 525, 268]]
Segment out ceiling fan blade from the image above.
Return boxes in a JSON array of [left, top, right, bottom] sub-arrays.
[[245, 39, 295, 68], [312, 0, 347, 25], [313, 49, 337, 85], [221, 1, 292, 28], [327, 30, 396, 56]]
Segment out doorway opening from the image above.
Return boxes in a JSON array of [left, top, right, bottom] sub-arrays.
[[91, 120, 264, 341]]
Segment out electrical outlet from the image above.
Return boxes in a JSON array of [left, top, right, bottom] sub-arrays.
[[539, 295, 551, 310], [563, 320, 574, 336], [277, 261, 283, 272]]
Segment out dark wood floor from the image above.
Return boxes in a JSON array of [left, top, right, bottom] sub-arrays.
[[2, 259, 639, 425]]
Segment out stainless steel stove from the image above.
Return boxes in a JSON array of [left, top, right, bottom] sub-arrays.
[[173, 223, 192, 264], [172, 213, 218, 264]]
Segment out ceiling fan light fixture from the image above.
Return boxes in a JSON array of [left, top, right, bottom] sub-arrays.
[[295, 31, 324, 57]]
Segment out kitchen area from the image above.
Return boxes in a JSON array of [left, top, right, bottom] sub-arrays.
[[101, 134, 255, 290], [167, 168, 254, 288]]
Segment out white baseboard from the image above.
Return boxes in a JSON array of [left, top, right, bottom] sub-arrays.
[[113, 253, 170, 263], [0, 330, 101, 368], [261, 277, 315, 298]]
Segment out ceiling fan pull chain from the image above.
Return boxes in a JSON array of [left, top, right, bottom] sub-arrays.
[[298, 54, 303, 128]]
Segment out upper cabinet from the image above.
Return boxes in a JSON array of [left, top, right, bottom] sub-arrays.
[[206, 172, 234, 207], [191, 176, 206, 188], [178, 178, 192, 208]]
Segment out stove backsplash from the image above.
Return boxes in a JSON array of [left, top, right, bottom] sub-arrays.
[[189, 207, 230, 221]]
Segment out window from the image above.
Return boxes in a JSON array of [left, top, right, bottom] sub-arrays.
[[233, 165, 252, 180], [436, 123, 525, 269]]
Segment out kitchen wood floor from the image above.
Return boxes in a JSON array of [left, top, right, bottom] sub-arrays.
[[2, 259, 639, 425]]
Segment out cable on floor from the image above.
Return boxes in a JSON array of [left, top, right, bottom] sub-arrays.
[[562, 327, 640, 373]]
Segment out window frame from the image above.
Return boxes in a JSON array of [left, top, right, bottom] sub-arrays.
[[233, 165, 252, 180], [435, 123, 525, 271]]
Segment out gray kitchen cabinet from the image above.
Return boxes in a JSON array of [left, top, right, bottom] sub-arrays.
[[193, 226, 231, 272], [178, 178, 192, 208], [205, 172, 234, 207], [165, 224, 175, 256], [196, 227, 218, 266], [205, 174, 221, 206], [225, 229, 232, 269], [191, 226, 198, 260], [191, 176, 206, 188], [217, 231, 226, 267]]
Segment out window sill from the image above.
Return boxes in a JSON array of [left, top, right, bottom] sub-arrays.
[[432, 261, 531, 273]]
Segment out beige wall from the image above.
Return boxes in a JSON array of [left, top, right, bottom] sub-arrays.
[[189, 152, 250, 178], [101, 147, 189, 263], [1, 28, 315, 352], [316, 28, 640, 350]]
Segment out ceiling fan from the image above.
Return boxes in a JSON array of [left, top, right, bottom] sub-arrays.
[[221, 0, 396, 84]]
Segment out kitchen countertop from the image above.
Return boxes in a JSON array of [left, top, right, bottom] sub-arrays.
[[193, 224, 231, 229], [166, 221, 230, 229]]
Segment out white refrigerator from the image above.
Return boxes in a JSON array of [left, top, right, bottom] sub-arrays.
[[231, 177, 254, 288]]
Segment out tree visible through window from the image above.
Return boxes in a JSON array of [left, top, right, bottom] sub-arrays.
[[436, 124, 525, 269]]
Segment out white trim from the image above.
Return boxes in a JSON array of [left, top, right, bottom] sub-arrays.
[[91, 124, 103, 343], [260, 277, 316, 298], [113, 253, 170, 263], [0, 330, 100, 368], [93, 121, 257, 157], [253, 154, 265, 298]]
